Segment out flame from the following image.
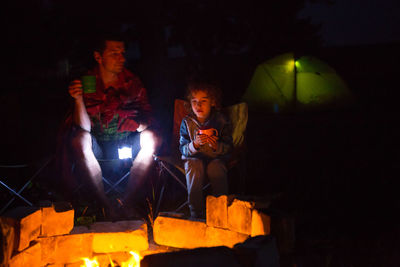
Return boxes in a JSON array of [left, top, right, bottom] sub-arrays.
[[81, 251, 141, 267], [81, 257, 99, 267], [122, 251, 142, 267]]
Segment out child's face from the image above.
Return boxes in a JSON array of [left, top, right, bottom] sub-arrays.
[[190, 90, 214, 123]]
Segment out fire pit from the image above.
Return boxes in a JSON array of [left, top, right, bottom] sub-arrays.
[[1, 195, 278, 266]]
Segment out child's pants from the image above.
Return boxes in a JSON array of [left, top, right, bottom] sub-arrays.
[[184, 158, 228, 218]]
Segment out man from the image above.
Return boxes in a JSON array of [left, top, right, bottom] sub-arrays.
[[64, 34, 159, 218]]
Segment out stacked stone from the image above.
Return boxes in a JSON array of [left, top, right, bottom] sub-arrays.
[[153, 195, 271, 249], [0, 203, 148, 266]]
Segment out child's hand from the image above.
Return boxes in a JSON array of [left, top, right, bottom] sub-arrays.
[[208, 135, 219, 151], [194, 134, 208, 149]]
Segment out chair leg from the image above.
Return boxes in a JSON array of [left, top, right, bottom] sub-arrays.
[[174, 200, 189, 213], [0, 157, 53, 214], [102, 177, 123, 195], [154, 183, 165, 216], [0, 180, 33, 210], [159, 161, 187, 189], [154, 159, 189, 214], [104, 171, 130, 195]]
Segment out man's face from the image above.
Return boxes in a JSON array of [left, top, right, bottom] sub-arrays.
[[94, 40, 126, 74], [190, 90, 214, 123]]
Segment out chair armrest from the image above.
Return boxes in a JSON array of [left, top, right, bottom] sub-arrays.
[[153, 154, 185, 174]]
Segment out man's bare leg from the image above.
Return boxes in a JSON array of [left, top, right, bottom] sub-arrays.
[[124, 129, 159, 207], [71, 130, 112, 212]]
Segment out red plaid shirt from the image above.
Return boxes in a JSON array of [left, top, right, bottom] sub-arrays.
[[83, 67, 151, 140]]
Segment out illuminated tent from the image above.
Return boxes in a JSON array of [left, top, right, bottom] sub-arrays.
[[242, 53, 353, 112]]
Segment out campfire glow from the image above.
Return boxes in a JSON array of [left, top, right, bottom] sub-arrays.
[[122, 251, 142, 267], [81, 251, 141, 267], [81, 257, 99, 267]]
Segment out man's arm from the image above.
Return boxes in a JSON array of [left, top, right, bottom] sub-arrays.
[[136, 86, 152, 131], [136, 123, 147, 132], [69, 80, 91, 132]]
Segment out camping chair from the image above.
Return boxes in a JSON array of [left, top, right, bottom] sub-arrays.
[[0, 156, 54, 215], [154, 99, 248, 214]]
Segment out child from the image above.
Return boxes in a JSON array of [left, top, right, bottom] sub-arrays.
[[179, 81, 233, 218]]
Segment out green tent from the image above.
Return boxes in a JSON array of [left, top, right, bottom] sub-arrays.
[[242, 53, 353, 112]]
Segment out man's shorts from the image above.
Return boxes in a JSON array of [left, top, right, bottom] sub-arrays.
[[92, 132, 141, 160]]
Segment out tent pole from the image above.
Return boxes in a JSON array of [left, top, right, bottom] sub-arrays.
[[293, 55, 297, 111]]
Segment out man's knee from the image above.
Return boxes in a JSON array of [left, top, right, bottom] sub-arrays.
[[139, 129, 161, 155], [70, 129, 92, 157]]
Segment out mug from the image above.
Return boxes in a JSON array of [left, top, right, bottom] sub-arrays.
[[198, 127, 218, 137], [81, 75, 96, 93]]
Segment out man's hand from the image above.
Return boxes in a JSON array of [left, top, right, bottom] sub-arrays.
[[136, 123, 148, 132], [207, 135, 219, 151], [68, 80, 83, 100], [194, 134, 208, 149], [69, 79, 91, 131]]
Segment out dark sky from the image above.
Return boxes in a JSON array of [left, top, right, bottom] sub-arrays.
[[298, 0, 400, 46]]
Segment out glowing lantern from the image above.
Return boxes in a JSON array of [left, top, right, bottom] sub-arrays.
[[118, 146, 133, 159]]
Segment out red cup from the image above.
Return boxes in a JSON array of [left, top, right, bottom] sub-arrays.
[[198, 126, 218, 137]]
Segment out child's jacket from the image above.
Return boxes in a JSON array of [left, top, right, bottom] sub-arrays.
[[179, 111, 233, 160]]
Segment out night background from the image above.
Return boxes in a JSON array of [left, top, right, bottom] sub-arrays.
[[1, 0, 400, 266]]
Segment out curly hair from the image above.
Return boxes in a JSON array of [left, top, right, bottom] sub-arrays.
[[185, 81, 222, 114]]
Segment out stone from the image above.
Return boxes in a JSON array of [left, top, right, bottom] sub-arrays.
[[227, 199, 255, 235], [40, 202, 74, 237], [89, 220, 148, 253], [141, 242, 180, 258], [88, 220, 144, 233], [0, 216, 16, 266], [153, 215, 249, 249], [69, 225, 89, 234], [251, 209, 271, 236], [141, 246, 241, 267], [205, 226, 250, 248], [45, 220, 148, 262], [0, 206, 42, 252], [206, 195, 229, 229], [153, 216, 207, 249], [236, 195, 272, 210], [234, 235, 280, 267], [8, 241, 41, 267], [38, 233, 94, 265]]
